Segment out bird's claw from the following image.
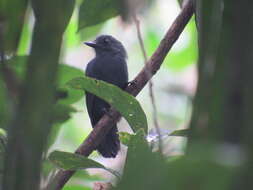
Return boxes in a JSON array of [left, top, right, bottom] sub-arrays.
[[124, 80, 137, 89]]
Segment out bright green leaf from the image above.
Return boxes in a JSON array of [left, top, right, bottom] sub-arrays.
[[63, 186, 90, 190], [17, 9, 32, 55], [67, 77, 148, 133]]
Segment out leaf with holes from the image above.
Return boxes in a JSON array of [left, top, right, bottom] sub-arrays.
[[67, 77, 148, 133]]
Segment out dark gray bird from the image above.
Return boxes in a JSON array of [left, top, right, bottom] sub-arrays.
[[84, 35, 128, 158]]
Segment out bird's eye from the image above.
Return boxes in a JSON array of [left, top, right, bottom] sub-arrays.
[[103, 38, 110, 44]]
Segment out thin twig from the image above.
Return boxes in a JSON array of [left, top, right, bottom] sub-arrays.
[[48, 1, 194, 189], [132, 14, 162, 152]]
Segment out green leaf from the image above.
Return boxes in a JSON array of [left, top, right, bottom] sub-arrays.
[[49, 151, 120, 178], [67, 77, 148, 133], [6, 56, 85, 104], [17, 9, 32, 55], [64, 8, 104, 47], [63, 186, 90, 190], [49, 151, 105, 170], [51, 104, 76, 124], [166, 143, 236, 190], [0, 0, 28, 53], [115, 130, 168, 190], [57, 64, 85, 105], [78, 0, 120, 30], [118, 132, 133, 146], [169, 129, 189, 137], [119, 129, 146, 146]]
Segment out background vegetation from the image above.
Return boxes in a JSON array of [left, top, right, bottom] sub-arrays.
[[0, 0, 252, 189]]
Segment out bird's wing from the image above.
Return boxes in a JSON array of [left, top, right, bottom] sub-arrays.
[[85, 91, 95, 126], [85, 61, 96, 126]]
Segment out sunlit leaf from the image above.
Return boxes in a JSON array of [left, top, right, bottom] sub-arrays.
[[63, 186, 90, 190], [67, 77, 148, 133], [17, 9, 32, 55]]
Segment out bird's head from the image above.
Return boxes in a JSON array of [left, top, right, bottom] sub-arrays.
[[84, 35, 127, 58]]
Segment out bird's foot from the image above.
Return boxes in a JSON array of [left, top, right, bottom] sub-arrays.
[[102, 108, 114, 118], [124, 80, 138, 89]]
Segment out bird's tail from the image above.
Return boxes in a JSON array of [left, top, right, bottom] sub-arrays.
[[97, 125, 120, 158]]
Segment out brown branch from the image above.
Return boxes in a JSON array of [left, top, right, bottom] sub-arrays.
[[132, 14, 162, 152], [49, 1, 194, 189]]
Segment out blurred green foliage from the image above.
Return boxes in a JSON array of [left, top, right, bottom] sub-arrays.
[[145, 17, 197, 71], [0, 0, 199, 189], [2, 0, 248, 190]]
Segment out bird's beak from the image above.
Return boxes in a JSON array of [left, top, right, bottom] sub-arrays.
[[84, 41, 98, 48]]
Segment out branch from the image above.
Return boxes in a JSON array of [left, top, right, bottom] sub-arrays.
[[50, 1, 194, 189], [133, 13, 162, 152]]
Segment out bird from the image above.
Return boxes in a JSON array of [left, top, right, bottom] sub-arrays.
[[84, 35, 128, 158]]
